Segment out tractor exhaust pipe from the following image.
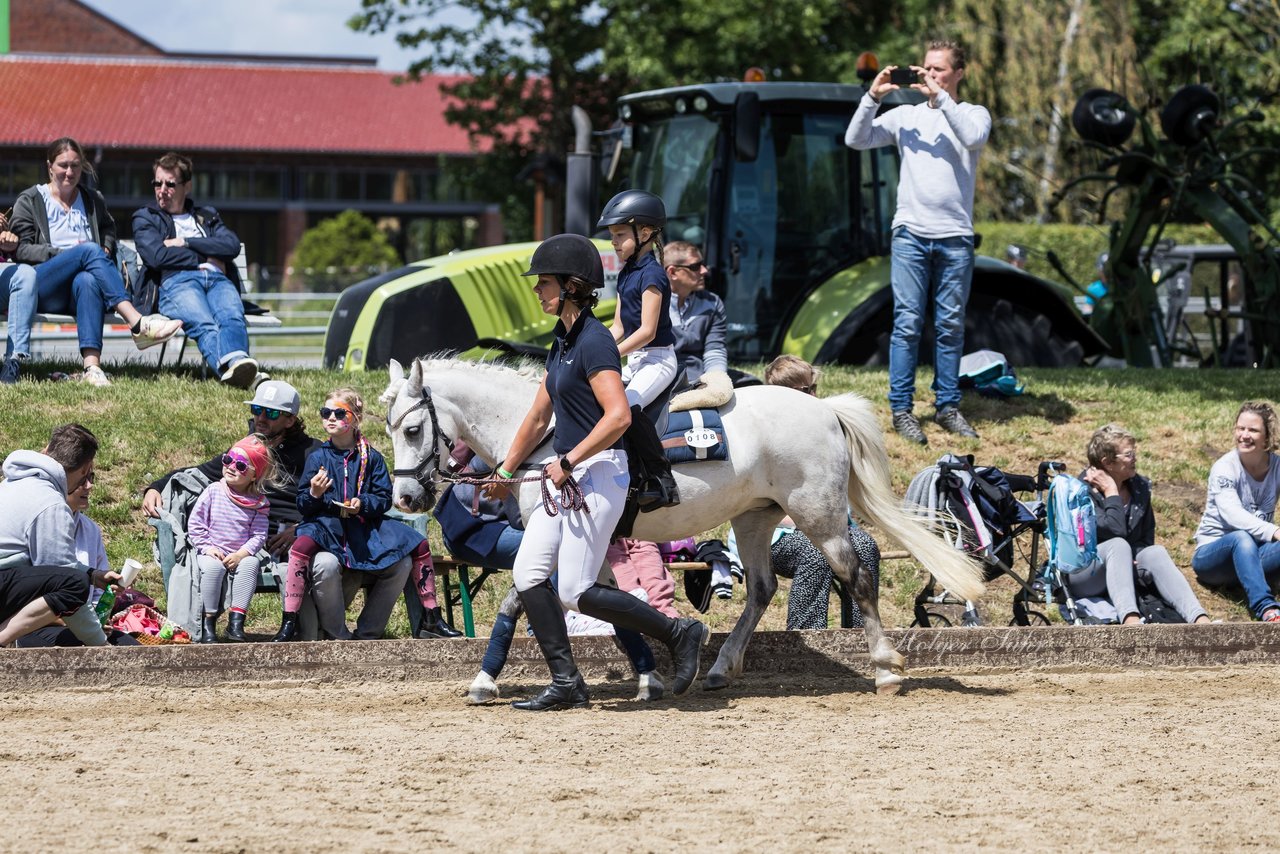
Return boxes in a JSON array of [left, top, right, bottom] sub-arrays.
[[565, 106, 595, 238]]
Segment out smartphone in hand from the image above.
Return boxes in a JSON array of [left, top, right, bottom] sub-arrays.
[[889, 67, 919, 86]]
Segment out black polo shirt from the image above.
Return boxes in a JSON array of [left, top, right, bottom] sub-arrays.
[[546, 310, 624, 456]]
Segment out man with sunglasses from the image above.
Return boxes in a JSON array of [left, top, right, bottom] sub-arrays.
[[142, 380, 321, 559], [665, 241, 758, 391], [0, 423, 118, 646], [132, 152, 259, 389]]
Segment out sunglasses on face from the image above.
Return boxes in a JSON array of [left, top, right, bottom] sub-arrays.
[[319, 407, 351, 421], [221, 453, 251, 473], [250, 404, 283, 420], [670, 261, 706, 272], [152, 180, 180, 189], [69, 471, 95, 492]]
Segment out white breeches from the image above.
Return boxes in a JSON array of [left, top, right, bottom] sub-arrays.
[[621, 345, 678, 408]]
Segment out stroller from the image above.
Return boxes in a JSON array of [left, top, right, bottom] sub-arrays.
[[905, 455, 1083, 627]]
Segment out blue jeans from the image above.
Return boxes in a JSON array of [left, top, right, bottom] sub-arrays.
[[0, 264, 38, 357], [33, 243, 130, 353], [444, 525, 524, 572], [888, 227, 974, 411], [1192, 530, 1280, 618], [158, 269, 249, 372]]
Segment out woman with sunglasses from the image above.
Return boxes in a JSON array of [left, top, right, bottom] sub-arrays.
[[9, 137, 182, 387], [283, 388, 455, 641], [484, 233, 708, 711], [188, 435, 278, 642], [1080, 424, 1209, 624]]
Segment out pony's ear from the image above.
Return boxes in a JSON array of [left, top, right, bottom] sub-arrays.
[[388, 358, 404, 384], [405, 358, 424, 397]]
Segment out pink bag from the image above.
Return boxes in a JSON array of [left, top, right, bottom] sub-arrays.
[[109, 603, 190, 643]]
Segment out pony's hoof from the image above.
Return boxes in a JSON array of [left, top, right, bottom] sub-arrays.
[[704, 671, 730, 691], [635, 671, 664, 701], [466, 671, 499, 705], [875, 669, 905, 695]]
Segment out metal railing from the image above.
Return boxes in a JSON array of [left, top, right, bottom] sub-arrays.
[[20, 292, 339, 368]]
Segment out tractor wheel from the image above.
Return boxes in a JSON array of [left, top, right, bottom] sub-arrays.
[[839, 296, 1085, 368]]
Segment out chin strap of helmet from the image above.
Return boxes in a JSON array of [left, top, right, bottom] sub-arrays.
[[556, 275, 570, 317], [626, 219, 662, 268]]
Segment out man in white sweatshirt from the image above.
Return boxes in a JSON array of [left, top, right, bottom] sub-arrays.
[[845, 40, 991, 445], [0, 423, 116, 646]]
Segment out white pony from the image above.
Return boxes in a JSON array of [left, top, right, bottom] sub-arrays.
[[385, 357, 983, 694]]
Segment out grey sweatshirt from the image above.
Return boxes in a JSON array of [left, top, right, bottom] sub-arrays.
[[0, 450, 81, 568], [845, 89, 992, 238], [1195, 451, 1280, 547]]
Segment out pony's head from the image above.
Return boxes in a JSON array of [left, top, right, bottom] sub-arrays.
[[385, 358, 455, 513]]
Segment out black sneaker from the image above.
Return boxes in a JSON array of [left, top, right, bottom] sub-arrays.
[[935, 405, 979, 438], [0, 357, 20, 385], [892, 410, 927, 445]]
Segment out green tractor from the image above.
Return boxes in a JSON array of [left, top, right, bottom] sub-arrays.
[[325, 80, 1106, 371]]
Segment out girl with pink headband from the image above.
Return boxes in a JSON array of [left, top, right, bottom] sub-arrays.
[[188, 434, 277, 643]]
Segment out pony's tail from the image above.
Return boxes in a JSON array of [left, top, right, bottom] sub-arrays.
[[825, 393, 985, 602]]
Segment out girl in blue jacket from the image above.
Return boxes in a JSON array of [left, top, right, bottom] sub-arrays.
[[271, 388, 459, 641]]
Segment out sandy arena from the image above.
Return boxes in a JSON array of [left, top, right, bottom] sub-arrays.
[[3, 653, 1278, 852]]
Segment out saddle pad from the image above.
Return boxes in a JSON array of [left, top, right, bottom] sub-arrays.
[[661, 409, 728, 464]]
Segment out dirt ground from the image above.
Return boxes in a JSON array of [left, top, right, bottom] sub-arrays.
[[4, 665, 1277, 852]]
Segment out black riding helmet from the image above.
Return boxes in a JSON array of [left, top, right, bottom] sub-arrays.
[[596, 190, 666, 229], [598, 190, 666, 265], [521, 233, 604, 315]]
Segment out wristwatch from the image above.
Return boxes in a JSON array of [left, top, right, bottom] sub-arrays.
[[559, 455, 574, 473]]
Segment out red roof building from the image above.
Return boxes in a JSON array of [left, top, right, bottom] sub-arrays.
[[0, 0, 505, 274]]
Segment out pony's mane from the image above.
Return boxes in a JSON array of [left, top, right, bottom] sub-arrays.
[[413, 353, 544, 383]]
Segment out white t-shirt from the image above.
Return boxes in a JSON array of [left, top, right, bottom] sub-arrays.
[[172, 213, 220, 272], [1195, 451, 1280, 546], [38, 184, 93, 249]]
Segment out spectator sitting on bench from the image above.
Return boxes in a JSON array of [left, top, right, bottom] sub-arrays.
[[0, 211, 37, 385], [436, 442, 663, 704], [9, 138, 183, 387], [0, 423, 121, 647], [142, 380, 320, 566], [289, 388, 449, 641], [132, 152, 260, 389]]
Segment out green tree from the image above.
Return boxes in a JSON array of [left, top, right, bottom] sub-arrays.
[[291, 209, 401, 292]]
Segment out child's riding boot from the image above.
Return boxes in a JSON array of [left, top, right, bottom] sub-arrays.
[[200, 613, 219, 644], [511, 581, 589, 711], [270, 611, 299, 642], [225, 611, 248, 643], [417, 606, 463, 639], [625, 404, 679, 511]]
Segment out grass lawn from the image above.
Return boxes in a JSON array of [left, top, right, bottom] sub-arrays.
[[0, 357, 1267, 636]]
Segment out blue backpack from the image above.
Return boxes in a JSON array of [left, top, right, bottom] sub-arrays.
[[1045, 474, 1097, 574]]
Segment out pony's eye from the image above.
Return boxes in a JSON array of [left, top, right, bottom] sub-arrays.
[[405, 425, 421, 438]]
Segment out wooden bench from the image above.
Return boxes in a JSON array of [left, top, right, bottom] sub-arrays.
[[1, 241, 280, 371]]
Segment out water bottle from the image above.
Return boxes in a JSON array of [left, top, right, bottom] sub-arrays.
[[94, 584, 117, 628]]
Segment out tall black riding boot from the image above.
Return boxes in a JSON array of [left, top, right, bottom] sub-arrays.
[[270, 611, 299, 642], [511, 581, 589, 711], [200, 613, 219, 644], [225, 611, 248, 643], [625, 404, 680, 511], [417, 607, 464, 639], [576, 584, 709, 696]]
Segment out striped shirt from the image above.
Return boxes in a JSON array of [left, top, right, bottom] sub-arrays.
[[189, 480, 269, 555]]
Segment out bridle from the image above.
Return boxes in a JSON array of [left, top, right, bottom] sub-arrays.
[[388, 385, 454, 489], [387, 384, 587, 516]]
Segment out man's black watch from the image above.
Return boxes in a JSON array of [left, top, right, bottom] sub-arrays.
[[559, 455, 574, 474]]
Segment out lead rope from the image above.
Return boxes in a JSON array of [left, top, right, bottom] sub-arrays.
[[450, 467, 588, 518]]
